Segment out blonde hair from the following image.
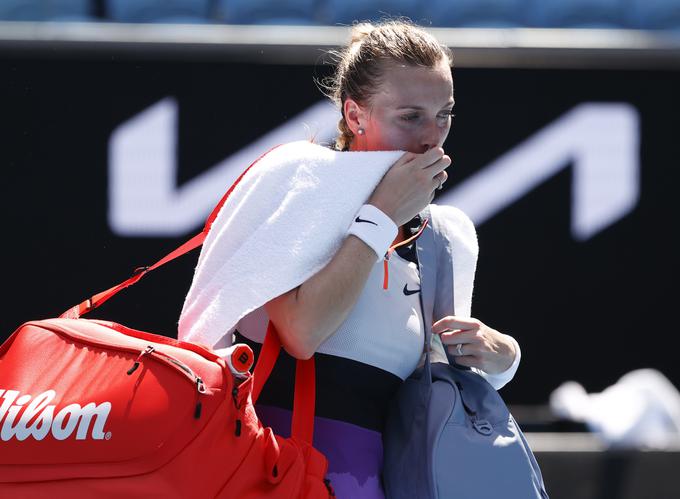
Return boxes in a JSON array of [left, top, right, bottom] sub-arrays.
[[320, 19, 453, 151]]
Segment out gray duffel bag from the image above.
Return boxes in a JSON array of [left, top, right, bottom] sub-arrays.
[[383, 207, 549, 499]]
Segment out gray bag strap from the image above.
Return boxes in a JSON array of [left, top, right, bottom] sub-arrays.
[[415, 205, 463, 387], [415, 206, 436, 348], [414, 206, 438, 386]]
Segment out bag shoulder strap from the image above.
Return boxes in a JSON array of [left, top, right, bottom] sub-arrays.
[[414, 206, 436, 387], [415, 205, 462, 378], [415, 205, 438, 354], [57, 144, 316, 445]]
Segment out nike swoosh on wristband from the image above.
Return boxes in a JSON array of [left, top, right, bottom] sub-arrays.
[[355, 216, 378, 226], [403, 284, 421, 296]]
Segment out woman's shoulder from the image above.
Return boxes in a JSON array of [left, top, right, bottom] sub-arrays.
[[427, 204, 478, 249]]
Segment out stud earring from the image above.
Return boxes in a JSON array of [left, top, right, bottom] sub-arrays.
[[357, 128, 365, 135]]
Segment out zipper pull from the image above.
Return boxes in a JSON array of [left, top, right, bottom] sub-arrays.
[[324, 478, 336, 497], [127, 345, 155, 375], [382, 217, 429, 291], [232, 386, 242, 436], [194, 377, 205, 419], [382, 249, 395, 290], [196, 377, 206, 394]]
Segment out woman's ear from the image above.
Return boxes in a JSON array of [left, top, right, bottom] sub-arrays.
[[343, 98, 365, 135]]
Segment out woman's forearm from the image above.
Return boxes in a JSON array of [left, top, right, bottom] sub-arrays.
[[264, 149, 449, 360], [264, 234, 382, 359]]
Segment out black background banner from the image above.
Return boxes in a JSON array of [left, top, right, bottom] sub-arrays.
[[1, 51, 678, 404]]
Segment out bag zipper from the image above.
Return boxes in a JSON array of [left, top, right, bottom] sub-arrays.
[[137, 347, 207, 419], [45, 325, 208, 419], [126, 345, 155, 375]]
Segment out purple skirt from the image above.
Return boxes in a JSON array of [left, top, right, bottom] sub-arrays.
[[256, 405, 385, 499]]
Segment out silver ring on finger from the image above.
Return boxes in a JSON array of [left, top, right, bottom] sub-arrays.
[[437, 177, 444, 190], [456, 343, 463, 356]]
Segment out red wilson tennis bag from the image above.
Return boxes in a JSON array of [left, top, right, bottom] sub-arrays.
[[0, 148, 334, 498]]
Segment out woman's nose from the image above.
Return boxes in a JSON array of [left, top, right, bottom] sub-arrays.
[[420, 120, 444, 151]]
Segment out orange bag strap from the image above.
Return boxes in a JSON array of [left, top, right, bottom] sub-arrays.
[[252, 322, 316, 444], [57, 142, 316, 444], [59, 233, 206, 319], [292, 356, 316, 444]]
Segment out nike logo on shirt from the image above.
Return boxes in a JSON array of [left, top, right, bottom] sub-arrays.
[[403, 284, 421, 296], [355, 216, 378, 226]]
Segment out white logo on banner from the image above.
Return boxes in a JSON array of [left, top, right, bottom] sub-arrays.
[[109, 98, 340, 236], [439, 103, 640, 241], [0, 389, 112, 441], [109, 100, 639, 240]]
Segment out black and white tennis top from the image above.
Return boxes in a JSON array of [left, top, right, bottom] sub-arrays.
[[234, 213, 519, 433], [235, 214, 425, 430]]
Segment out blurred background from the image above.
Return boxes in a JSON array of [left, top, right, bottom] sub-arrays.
[[2, 1, 680, 497]]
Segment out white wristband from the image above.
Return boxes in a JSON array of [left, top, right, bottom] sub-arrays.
[[347, 204, 398, 261]]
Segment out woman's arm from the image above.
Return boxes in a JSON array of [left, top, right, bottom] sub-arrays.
[[265, 233, 379, 359], [266, 147, 451, 359]]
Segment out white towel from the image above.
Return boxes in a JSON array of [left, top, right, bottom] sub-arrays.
[[178, 140, 403, 347]]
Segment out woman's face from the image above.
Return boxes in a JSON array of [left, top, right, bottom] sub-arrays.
[[348, 60, 454, 154]]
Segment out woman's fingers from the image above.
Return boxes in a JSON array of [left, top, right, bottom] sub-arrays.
[[368, 147, 451, 226], [401, 148, 450, 174], [433, 316, 517, 373], [434, 316, 482, 359], [429, 157, 450, 190], [434, 317, 484, 361], [395, 151, 419, 166], [400, 146, 443, 167], [433, 170, 448, 190], [432, 316, 481, 334], [439, 329, 477, 345]]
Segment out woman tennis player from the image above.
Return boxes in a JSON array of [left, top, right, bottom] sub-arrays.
[[215, 19, 520, 498]]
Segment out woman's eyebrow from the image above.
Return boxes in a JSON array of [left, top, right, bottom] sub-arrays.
[[396, 101, 455, 111]]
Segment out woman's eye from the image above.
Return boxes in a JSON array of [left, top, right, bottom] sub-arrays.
[[401, 111, 453, 123]]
